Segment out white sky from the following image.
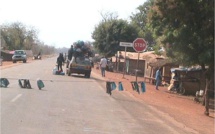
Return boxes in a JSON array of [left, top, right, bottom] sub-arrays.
[[0, 0, 146, 48]]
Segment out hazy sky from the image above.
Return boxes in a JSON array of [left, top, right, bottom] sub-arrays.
[[0, 0, 146, 48]]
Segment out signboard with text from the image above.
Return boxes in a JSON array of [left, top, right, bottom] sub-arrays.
[[120, 42, 133, 47]]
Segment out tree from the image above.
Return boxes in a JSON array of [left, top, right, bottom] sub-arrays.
[[9, 22, 26, 50], [148, 0, 214, 115], [1, 25, 15, 50], [1, 22, 56, 55], [92, 12, 138, 57], [1, 22, 34, 50], [24, 27, 38, 50], [130, 0, 155, 50]]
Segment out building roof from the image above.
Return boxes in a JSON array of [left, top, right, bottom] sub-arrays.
[[117, 51, 165, 60], [110, 51, 174, 68]]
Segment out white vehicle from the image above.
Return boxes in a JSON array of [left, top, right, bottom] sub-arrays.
[[12, 50, 27, 63]]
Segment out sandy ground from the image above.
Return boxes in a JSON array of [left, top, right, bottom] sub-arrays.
[[1, 58, 214, 134], [92, 67, 215, 134]]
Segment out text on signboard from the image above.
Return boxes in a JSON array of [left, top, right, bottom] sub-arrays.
[[134, 43, 145, 47]]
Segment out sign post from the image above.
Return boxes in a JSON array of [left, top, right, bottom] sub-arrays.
[[132, 38, 147, 82], [120, 42, 133, 78]]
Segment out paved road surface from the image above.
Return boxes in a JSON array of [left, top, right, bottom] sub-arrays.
[[1, 57, 199, 134]]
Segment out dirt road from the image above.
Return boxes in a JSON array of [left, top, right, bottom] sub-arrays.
[[1, 59, 214, 134]]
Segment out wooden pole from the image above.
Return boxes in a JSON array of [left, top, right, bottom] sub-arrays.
[[123, 47, 127, 78], [135, 52, 140, 82]]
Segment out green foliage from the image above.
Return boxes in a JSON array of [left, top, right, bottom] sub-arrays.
[[130, 0, 156, 49], [92, 14, 138, 57], [148, 0, 214, 68], [1, 22, 27, 50], [1, 22, 56, 55]]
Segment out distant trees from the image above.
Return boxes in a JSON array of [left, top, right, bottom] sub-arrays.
[[1, 22, 55, 55]]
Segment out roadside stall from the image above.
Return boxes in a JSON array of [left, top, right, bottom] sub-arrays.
[[168, 67, 203, 95]]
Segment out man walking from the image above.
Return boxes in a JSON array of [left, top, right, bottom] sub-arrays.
[[100, 56, 107, 77], [155, 67, 162, 90]]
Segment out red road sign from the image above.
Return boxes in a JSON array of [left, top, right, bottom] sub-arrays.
[[133, 38, 147, 52]]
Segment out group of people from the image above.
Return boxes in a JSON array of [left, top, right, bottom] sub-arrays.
[[56, 44, 74, 72], [57, 44, 162, 90], [99, 58, 163, 90], [57, 44, 108, 78], [56, 41, 93, 72]]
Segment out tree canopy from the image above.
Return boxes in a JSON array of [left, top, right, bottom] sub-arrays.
[[92, 13, 138, 57], [129, 0, 214, 115], [148, 0, 214, 69], [130, 0, 155, 49]]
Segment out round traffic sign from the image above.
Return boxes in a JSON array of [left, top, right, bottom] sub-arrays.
[[133, 38, 147, 52]]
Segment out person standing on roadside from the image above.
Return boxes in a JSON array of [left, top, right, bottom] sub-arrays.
[[57, 53, 65, 72], [100, 56, 107, 77], [155, 67, 162, 90], [67, 45, 74, 68]]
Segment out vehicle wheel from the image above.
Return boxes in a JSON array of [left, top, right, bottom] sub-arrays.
[[23, 60, 26, 63], [85, 72, 91, 78], [169, 87, 175, 92], [178, 87, 186, 95], [87, 74, 91, 78], [67, 69, 71, 76], [13, 60, 16, 63]]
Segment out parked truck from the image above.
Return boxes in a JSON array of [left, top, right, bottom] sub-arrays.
[[66, 41, 93, 78]]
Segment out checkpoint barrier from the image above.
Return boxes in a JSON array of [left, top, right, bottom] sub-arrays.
[[1, 77, 45, 90], [106, 81, 123, 95], [140, 82, 146, 92], [0, 78, 45, 90], [106, 82, 112, 95], [0, 78, 10, 88], [131, 81, 140, 93], [118, 82, 124, 91], [37, 79, 45, 90], [106, 81, 146, 95], [106, 82, 116, 95], [18, 79, 32, 89], [131, 81, 146, 94], [18, 79, 45, 90]]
